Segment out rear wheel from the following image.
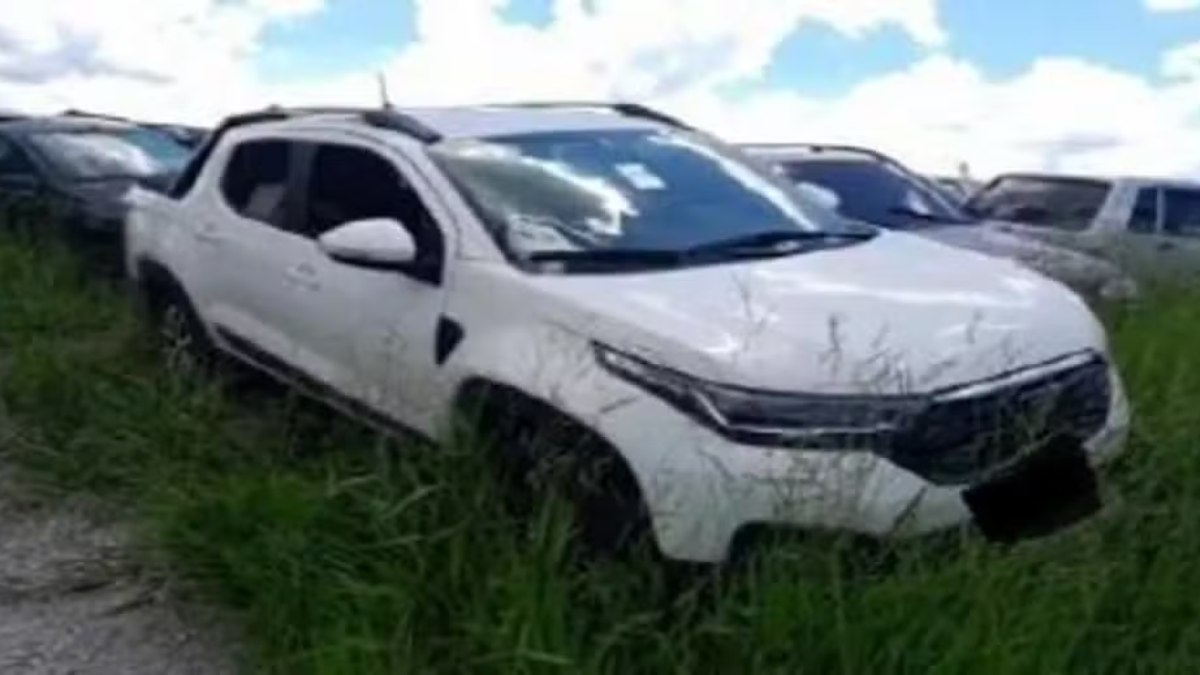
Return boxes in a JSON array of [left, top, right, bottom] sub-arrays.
[[147, 284, 214, 378]]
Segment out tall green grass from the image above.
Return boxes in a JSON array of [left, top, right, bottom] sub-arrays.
[[2, 230, 1200, 674]]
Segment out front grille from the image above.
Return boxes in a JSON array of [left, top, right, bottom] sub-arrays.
[[888, 357, 1112, 486]]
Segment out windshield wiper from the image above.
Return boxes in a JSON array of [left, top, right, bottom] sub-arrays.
[[688, 229, 875, 257], [525, 229, 875, 270], [887, 205, 972, 225], [526, 248, 686, 268]]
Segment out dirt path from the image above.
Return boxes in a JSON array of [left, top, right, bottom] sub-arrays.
[[0, 466, 240, 675]]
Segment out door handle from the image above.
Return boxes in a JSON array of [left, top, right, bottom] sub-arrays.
[[285, 263, 320, 291], [194, 223, 222, 244]]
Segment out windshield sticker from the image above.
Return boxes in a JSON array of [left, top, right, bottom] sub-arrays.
[[615, 163, 666, 191]]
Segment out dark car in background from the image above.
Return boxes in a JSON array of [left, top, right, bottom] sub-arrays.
[[0, 115, 192, 269], [744, 144, 1138, 302]]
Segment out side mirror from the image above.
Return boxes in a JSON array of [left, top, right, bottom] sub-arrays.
[[318, 217, 417, 269]]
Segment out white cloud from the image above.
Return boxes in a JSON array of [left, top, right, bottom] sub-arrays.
[[0, 0, 324, 122], [0, 0, 1198, 180], [679, 55, 1200, 179], [1145, 0, 1200, 12], [1164, 40, 1200, 80]]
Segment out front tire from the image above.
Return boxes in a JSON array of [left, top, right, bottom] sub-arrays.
[[467, 388, 654, 558]]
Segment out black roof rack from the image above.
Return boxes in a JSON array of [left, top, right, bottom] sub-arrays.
[[216, 105, 443, 143], [480, 101, 695, 131], [59, 109, 135, 123], [361, 108, 442, 143]]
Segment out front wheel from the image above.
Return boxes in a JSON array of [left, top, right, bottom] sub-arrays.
[[471, 391, 654, 558]]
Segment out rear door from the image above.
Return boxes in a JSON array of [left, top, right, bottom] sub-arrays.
[[199, 138, 312, 366]]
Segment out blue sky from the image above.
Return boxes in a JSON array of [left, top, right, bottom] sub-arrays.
[[1, 0, 1199, 176], [257, 0, 1200, 91]]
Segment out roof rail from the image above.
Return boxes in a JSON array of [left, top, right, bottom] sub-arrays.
[[481, 101, 695, 131], [222, 105, 443, 143], [59, 109, 134, 123], [361, 108, 442, 143], [742, 142, 898, 164]]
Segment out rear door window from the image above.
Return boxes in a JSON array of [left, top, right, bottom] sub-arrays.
[[220, 140, 293, 229], [967, 177, 1111, 231]]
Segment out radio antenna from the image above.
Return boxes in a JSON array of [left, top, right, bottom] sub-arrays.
[[377, 72, 392, 109]]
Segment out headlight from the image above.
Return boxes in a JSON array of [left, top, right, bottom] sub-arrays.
[[594, 343, 926, 447]]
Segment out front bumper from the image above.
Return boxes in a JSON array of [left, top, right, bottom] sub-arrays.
[[593, 367, 1130, 563]]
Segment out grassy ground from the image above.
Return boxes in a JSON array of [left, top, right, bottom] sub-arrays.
[[2, 229, 1200, 674]]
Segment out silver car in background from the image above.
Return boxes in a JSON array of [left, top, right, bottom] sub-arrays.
[[743, 144, 1139, 302], [965, 174, 1200, 281]]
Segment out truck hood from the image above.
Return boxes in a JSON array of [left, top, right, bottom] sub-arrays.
[[536, 231, 1108, 395], [921, 221, 1132, 294]]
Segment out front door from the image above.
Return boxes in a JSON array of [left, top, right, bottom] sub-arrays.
[[283, 139, 450, 426]]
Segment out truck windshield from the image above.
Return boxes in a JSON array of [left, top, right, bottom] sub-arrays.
[[431, 129, 870, 266], [27, 127, 192, 181]]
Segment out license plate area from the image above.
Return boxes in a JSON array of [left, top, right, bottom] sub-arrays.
[[963, 436, 1100, 542]]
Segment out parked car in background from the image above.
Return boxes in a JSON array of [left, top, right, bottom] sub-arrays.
[[744, 144, 1138, 302], [60, 109, 208, 150], [0, 115, 192, 266], [126, 103, 1128, 563], [965, 174, 1200, 279], [929, 175, 983, 204]]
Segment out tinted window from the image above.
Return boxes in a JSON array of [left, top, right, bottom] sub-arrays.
[[221, 141, 291, 228], [967, 177, 1111, 231], [303, 144, 443, 272], [780, 158, 971, 228], [1128, 189, 1159, 234], [431, 129, 846, 260], [1163, 188, 1200, 238], [25, 128, 190, 180]]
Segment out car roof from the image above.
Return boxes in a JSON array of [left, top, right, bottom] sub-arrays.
[[741, 143, 893, 164], [252, 104, 672, 142], [987, 172, 1200, 190], [0, 115, 137, 135]]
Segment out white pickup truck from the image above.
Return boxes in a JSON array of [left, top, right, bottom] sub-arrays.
[[125, 104, 1128, 563]]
